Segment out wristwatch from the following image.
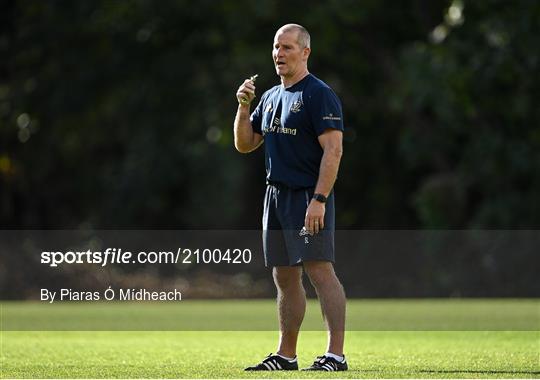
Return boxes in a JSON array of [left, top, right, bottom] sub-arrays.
[[313, 193, 327, 203]]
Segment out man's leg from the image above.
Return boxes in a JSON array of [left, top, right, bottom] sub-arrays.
[[273, 266, 306, 358], [303, 261, 346, 355]]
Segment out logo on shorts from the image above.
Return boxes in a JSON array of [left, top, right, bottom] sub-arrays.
[[299, 227, 310, 244]]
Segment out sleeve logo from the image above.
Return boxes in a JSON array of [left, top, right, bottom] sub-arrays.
[[322, 113, 341, 121]]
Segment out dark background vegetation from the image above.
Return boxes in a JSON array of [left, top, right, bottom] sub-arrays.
[[1, 0, 539, 297]]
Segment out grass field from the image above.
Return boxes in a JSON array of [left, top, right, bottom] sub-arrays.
[[1, 300, 539, 378]]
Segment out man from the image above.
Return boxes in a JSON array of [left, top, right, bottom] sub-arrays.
[[234, 24, 347, 372]]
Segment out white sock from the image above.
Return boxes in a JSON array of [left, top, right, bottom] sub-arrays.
[[276, 353, 297, 362], [325, 352, 345, 362]]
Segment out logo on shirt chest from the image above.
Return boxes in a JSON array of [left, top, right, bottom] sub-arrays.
[[290, 99, 303, 113]]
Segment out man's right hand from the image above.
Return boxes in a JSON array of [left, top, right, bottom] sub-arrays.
[[236, 78, 257, 106]]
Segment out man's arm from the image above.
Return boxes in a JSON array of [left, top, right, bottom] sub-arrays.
[[234, 79, 263, 153], [304, 129, 343, 234]]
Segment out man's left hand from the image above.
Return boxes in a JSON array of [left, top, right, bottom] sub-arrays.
[[305, 199, 325, 235]]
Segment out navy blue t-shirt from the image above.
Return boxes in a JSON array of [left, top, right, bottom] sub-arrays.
[[250, 74, 344, 189]]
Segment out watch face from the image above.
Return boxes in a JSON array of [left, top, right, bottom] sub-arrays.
[[314, 194, 327, 203]]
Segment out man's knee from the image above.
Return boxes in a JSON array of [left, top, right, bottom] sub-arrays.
[[304, 261, 339, 289], [273, 266, 303, 290]]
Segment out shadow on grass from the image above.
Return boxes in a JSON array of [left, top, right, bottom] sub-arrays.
[[418, 369, 540, 375]]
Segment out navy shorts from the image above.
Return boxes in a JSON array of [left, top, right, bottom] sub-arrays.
[[262, 183, 335, 267]]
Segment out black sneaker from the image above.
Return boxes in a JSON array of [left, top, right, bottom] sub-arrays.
[[302, 355, 348, 371], [244, 353, 298, 371]]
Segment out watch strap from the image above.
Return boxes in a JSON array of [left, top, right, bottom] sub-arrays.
[[313, 193, 327, 203]]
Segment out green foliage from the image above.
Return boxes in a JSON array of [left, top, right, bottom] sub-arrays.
[[0, 0, 455, 228], [390, 0, 540, 228]]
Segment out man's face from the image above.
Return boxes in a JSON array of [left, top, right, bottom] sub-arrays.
[[272, 30, 309, 78]]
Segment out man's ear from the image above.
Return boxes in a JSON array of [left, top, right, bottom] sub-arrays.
[[303, 47, 311, 61]]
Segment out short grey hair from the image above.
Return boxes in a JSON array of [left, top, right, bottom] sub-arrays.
[[277, 23, 311, 49]]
